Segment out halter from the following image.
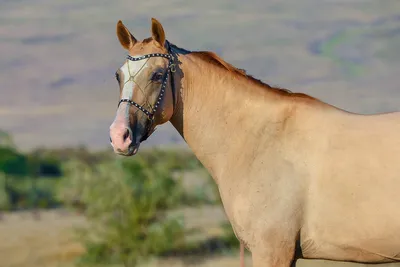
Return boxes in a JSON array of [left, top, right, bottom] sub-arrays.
[[117, 41, 176, 142]]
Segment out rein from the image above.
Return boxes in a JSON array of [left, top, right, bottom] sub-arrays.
[[118, 41, 176, 142]]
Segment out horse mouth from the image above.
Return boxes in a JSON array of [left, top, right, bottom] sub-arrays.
[[118, 143, 140, 156]]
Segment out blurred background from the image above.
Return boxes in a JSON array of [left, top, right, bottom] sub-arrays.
[[0, 0, 399, 266]]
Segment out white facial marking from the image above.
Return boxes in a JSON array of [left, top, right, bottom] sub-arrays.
[[117, 55, 150, 121], [120, 55, 149, 100]]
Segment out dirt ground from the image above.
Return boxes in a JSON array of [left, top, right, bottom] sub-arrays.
[[0, 210, 86, 267], [0, 209, 253, 267], [1, 210, 399, 267]]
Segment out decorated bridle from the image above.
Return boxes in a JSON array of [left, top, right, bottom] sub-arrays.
[[116, 39, 246, 267], [117, 41, 176, 142]]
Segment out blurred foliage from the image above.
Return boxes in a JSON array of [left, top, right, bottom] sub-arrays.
[[0, 173, 10, 210], [59, 159, 188, 266], [56, 149, 212, 208], [0, 146, 29, 177], [29, 145, 108, 166], [56, 148, 238, 266], [0, 175, 62, 210], [220, 222, 241, 249], [0, 147, 62, 178], [0, 137, 64, 210], [0, 130, 15, 148], [0, 130, 240, 265], [135, 148, 203, 171]]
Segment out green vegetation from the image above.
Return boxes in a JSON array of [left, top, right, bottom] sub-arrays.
[[0, 130, 239, 266], [59, 159, 186, 266]]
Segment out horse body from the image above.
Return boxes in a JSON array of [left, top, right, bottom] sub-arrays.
[[174, 52, 400, 265], [220, 108, 400, 264], [110, 19, 400, 266], [300, 111, 400, 262]]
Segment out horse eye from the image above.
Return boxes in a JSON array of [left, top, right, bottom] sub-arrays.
[[151, 72, 163, 81]]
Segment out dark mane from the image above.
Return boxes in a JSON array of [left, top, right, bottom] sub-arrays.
[[190, 51, 315, 99]]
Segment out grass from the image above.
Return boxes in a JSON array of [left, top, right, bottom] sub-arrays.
[[0, 210, 86, 267], [2, 210, 400, 267], [1, 146, 400, 267], [0, 146, 247, 267], [0, 209, 252, 267]]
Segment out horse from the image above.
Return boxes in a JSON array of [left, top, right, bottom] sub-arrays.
[[109, 18, 400, 267]]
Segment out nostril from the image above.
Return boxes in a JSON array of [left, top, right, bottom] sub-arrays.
[[109, 136, 112, 143], [123, 128, 131, 142]]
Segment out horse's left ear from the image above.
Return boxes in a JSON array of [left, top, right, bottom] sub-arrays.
[[117, 20, 137, 50], [151, 18, 166, 47]]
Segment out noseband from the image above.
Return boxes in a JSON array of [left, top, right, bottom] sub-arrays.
[[117, 42, 176, 142]]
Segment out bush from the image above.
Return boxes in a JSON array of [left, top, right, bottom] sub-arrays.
[[0, 144, 63, 179], [0, 147, 29, 177], [59, 158, 189, 266], [136, 148, 203, 171], [0, 173, 10, 211], [28, 146, 111, 166], [0, 175, 62, 211]]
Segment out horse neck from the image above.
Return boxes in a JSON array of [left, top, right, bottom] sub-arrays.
[[169, 53, 291, 182]]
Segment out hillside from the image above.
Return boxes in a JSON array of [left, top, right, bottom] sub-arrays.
[[1, 0, 399, 151]]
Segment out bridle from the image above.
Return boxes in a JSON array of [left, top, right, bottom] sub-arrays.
[[117, 41, 176, 142], [116, 41, 246, 267]]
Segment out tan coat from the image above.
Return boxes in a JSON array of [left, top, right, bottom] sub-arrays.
[[110, 19, 400, 267]]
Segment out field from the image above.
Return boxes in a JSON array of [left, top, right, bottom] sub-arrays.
[[0, 145, 398, 267], [0, 208, 253, 267], [1, 210, 400, 267]]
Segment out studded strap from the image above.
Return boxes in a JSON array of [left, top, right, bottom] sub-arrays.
[[118, 53, 173, 119], [126, 53, 172, 62], [117, 50, 176, 142]]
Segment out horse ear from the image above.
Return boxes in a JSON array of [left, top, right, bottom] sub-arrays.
[[151, 18, 165, 47], [116, 20, 137, 50]]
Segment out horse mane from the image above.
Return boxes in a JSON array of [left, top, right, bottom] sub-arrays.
[[191, 51, 248, 75], [190, 50, 315, 99]]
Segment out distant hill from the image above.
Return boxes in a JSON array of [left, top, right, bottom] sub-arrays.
[[1, 0, 399, 151]]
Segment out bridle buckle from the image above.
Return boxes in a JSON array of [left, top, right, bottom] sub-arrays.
[[170, 63, 176, 73]]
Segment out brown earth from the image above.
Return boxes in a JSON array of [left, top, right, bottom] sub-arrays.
[[0, 208, 253, 267], [0, 210, 399, 267]]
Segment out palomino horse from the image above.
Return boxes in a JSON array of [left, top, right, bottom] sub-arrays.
[[109, 18, 400, 267]]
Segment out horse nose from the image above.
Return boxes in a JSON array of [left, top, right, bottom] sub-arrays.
[[109, 126, 133, 153], [110, 128, 131, 143]]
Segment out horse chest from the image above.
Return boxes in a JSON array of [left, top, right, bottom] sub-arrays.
[[219, 187, 253, 248], [217, 174, 265, 249], [216, 166, 305, 251]]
